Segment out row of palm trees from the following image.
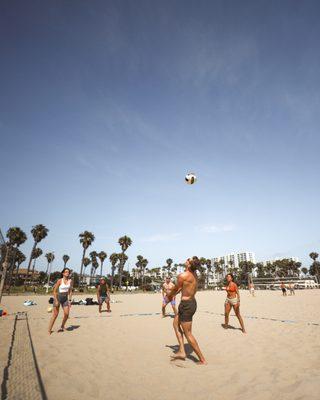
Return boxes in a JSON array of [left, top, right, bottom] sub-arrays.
[[0, 224, 135, 300]]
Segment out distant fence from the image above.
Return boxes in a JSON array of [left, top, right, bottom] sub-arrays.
[[252, 276, 318, 289]]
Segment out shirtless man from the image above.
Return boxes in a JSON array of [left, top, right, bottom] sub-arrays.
[[162, 277, 177, 317], [166, 257, 206, 365]]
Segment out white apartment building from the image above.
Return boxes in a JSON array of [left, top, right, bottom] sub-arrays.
[[212, 252, 256, 271]]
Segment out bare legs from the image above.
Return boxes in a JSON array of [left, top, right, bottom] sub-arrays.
[[162, 302, 177, 317], [48, 305, 59, 334], [233, 304, 246, 333], [224, 302, 231, 328], [171, 315, 207, 364], [223, 302, 246, 333], [48, 305, 70, 334], [99, 299, 111, 313], [172, 314, 186, 359], [60, 306, 70, 330]]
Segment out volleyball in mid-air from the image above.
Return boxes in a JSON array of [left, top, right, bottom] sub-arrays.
[[185, 173, 197, 184]]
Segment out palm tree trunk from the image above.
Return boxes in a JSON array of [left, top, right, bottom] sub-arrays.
[[45, 261, 50, 275], [111, 266, 116, 289], [100, 261, 104, 277], [13, 262, 21, 287], [31, 258, 37, 284], [7, 262, 17, 295], [25, 242, 36, 290], [79, 247, 86, 288], [119, 254, 124, 288], [0, 246, 11, 302]]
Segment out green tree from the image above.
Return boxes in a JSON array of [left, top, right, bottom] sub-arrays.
[[13, 249, 26, 287], [118, 236, 132, 288], [62, 254, 70, 267], [25, 225, 48, 289], [109, 253, 119, 289], [45, 252, 55, 274], [0, 227, 27, 301], [83, 257, 91, 276], [301, 267, 308, 276], [98, 251, 107, 277], [31, 247, 43, 282], [79, 231, 95, 287]]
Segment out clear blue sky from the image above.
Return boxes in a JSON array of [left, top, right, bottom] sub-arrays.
[[1, 0, 319, 273]]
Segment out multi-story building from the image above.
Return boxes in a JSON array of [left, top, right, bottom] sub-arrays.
[[212, 252, 256, 271]]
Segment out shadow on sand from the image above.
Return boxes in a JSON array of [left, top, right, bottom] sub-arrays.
[[66, 325, 80, 331], [221, 323, 242, 331], [166, 344, 199, 363]]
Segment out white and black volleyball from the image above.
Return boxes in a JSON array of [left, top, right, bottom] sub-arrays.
[[185, 173, 197, 184]]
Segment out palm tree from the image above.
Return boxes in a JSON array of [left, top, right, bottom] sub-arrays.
[[118, 236, 132, 288], [13, 249, 26, 287], [165, 258, 173, 275], [118, 252, 128, 287], [31, 247, 43, 282], [205, 259, 212, 288], [0, 227, 27, 301], [45, 253, 55, 275], [309, 252, 319, 262], [62, 254, 70, 267], [98, 251, 107, 277], [109, 253, 119, 289], [79, 231, 95, 287], [25, 224, 48, 289], [301, 267, 308, 276], [83, 257, 91, 283]]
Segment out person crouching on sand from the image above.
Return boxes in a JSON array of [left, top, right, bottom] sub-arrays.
[[48, 267, 73, 334], [223, 273, 246, 333], [166, 256, 207, 365]]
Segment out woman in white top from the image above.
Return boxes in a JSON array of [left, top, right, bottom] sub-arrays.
[[48, 268, 73, 334]]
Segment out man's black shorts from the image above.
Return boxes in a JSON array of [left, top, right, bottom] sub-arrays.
[[178, 298, 197, 322]]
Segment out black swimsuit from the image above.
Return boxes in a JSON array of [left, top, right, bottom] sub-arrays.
[[178, 298, 197, 322]]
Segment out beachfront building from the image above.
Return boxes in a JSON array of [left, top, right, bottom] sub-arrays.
[[212, 251, 256, 272]]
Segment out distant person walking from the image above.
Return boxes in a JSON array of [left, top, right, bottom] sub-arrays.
[[166, 257, 207, 365], [48, 268, 73, 334], [249, 282, 255, 297], [97, 277, 111, 313], [223, 273, 246, 333], [288, 283, 295, 296], [162, 276, 177, 317], [280, 282, 287, 296]]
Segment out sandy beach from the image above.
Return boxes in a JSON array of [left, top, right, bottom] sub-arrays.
[[1, 290, 320, 400]]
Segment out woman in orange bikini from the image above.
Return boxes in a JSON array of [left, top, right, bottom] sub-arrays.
[[223, 273, 246, 333]]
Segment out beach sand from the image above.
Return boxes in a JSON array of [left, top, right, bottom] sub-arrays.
[[1, 290, 320, 400]]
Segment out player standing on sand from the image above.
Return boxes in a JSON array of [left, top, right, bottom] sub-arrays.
[[48, 267, 73, 334], [162, 276, 177, 317], [166, 257, 207, 365], [223, 273, 246, 333], [97, 277, 111, 313]]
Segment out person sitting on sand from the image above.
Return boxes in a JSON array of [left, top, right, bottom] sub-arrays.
[[48, 267, 73, 334], [166, 256, 207, 365], [97, 277, 111, 313], [280, 282, 287, 296], [162, 276, 177, 317], [222, 273, 246, 333]]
